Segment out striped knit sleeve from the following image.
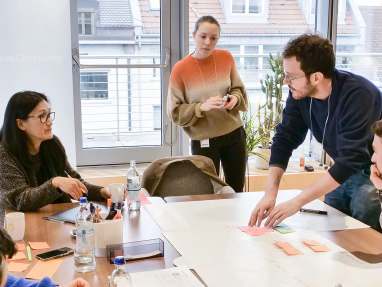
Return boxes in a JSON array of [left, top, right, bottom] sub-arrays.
[[167, 63, 205, 127]]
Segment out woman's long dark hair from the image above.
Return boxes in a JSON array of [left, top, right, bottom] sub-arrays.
[[0, 91, 67, 184]]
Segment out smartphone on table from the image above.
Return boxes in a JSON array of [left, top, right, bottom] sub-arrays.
[[35, 247, 74, 261]]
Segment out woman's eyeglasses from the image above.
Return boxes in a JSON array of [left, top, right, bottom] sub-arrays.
[[27, 111, 56, 124]]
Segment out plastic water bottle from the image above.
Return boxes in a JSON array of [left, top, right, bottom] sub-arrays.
[[109, 256, 131, 287], [74, 197, 96, 272], [127, 160, 141, 211]]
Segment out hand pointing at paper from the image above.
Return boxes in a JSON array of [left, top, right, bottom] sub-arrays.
[[263, 199, 302, 228]]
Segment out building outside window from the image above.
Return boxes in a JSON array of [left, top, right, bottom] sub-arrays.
[[80, 72, 108, 100], [78, 12, 94, 35], [232, 0, 263, 14]]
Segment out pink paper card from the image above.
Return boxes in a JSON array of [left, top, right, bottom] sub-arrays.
[[9, 251, 26, 261], [8, 262, 30, 272], [239, 226, 273, 236], [16, 242, 25, 251], [26, 258, 64, 280]]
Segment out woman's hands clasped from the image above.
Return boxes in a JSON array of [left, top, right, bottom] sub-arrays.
[[200, 95, 237, 112]]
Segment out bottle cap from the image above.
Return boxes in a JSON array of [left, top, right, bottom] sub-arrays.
[[114, 256, 125, 265], [79, 197, 88, 204]]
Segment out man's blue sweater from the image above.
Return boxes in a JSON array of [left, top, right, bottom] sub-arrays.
[[270, 69, 382, 184]]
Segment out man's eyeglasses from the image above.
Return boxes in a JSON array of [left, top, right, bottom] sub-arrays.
[[283, 73, 306, 83], [27, 111, 56, 124]]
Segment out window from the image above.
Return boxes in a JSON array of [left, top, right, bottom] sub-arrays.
[[149, 0, 160, 11], [78, 12, 94, 35], [232, 0, 262, 14], [80, 72, 108, 100]]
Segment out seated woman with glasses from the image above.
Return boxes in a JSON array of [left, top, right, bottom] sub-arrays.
[[0, 91, 110, 224]]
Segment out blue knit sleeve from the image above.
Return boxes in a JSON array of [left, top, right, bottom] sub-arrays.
[[6, 274, 56, 287], [269, 92, 309, 169]]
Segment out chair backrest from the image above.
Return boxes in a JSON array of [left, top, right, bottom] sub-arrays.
[[153, 160, 214, 198]]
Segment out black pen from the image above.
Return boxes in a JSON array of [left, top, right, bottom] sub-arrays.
[[299, 208, 328, 215]]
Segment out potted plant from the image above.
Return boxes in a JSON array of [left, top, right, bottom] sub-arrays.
[[244, 54, 284, 169]]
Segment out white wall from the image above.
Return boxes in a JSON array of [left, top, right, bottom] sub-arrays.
[[0, 0, 77, 165]]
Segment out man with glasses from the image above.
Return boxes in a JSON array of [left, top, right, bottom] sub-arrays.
[[249, 34, 382, 231]]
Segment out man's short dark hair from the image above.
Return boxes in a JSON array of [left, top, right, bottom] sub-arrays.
[[282, 34, 335, 79], [0, 227, 17, 284], [372, 120, 382, 137]]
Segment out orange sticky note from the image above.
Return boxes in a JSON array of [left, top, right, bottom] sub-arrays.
[[302, 240, 321, 246], [26, 258, 64, 280], [8, 262, 30, 272], [274, 241, 302, 256], [29, 242, 50, 250], [16, 242, 25, 251], [274, 241, 290, 249], [302, 239, 330, 252], [309, 244, 330, 252], [9, 251, 26, 261]]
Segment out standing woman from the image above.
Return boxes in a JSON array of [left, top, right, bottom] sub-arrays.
[[167, 15, 248, 192], [0, 91, 110, 225]]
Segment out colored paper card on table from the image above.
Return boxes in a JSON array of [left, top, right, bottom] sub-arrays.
[[303, 239, 330, 252], [16, 242, 25, 251], [274, 223, 294, 234], [9, 251, 26, 261], [26, 258, 64, 280], [139, 193, 151, 205], [8, 262, 30, 272], [239, 226, 273, 237], [274, 241, 302, 256], [29, 242, 50, 250]]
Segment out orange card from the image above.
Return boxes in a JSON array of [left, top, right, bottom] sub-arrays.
[[274, 241, 290, 249], [8, 262, 30, 272], [302, 240, 321, 246], [26, 258, 64, 280], [309, 244, 330, 252], [9, 251, 26, 261], [16, 242, 25, 251], [29, 242, 50, 250], [274, 241, 302, 256]]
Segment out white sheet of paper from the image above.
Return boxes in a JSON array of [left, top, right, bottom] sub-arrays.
[[145, 190, 368, 232], [144, 190, 374, 287], [126, 267, 204, 287]]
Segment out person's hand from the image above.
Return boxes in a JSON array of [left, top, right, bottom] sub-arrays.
[[200, 96, 224, 112], [264, 199, 302, 227], [52, 177, 88, 200], [223, 95, 238, 110], [248, 195, 276, 227], [65, 278, 90, 287], [100, 187, 111, 199], [370, 164, 382, 189]]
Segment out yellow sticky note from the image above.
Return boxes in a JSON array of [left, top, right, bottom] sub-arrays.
[[29, 242, 50, 250]]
